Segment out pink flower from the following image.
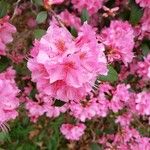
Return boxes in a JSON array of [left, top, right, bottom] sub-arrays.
[[26, 94, 68, 122], [60, 123, 86, 140], [136, 0, 150, 8], [116, 113, 133, 126], [71, 0, 105, 15], [28, 23, 107, 102], [135, 91, 150, 116], [137, 54, 150, 80], [26, 100, 45, 122], [0, 16, 16, 55], [52, 10, 81, 30], [109, 84, 130, 112], [0, 68, 19, 124], [100, 20, 135, 65], [140, 8, 150, 39]]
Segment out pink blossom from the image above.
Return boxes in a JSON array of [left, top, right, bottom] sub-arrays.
[[26, 100, 45, 122], [135, 91, 150, 116], [100, 20, 135, 65], [60, 123, 86, 140], [52, 10, 81, 30], [116, 113, 133, 126], [28, 23, 107, 102], [27, 17, 37, 28], [0, 68, 19, 124], [0, 16, 16, 55], [137, 54, 150, 80], [109, 84, 130, 112], [136, 0, 150, 8], [140, 8, 150, 39], [26, 94, 68, 122], [71, 0, 105, 15], [69, 97, 109, 122]]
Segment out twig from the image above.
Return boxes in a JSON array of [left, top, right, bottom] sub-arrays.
[[10, 0, 22, 21], [48, 8, 66, 28]]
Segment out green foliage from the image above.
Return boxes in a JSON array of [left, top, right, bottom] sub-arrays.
[[81, 8, 89, 23], [36, 11, 48, 24], [0, 56, 11, 73], [90, 143, 102, 150], [0, 132, 11, 143], [70, 27, 78, 37], [141, 40, 150, 56], [129, 0, 143, 25], [48, 116, 64, 150], [32, 0, 43, 6], [34, 29, 46, 39], [0, 0, 10, 18], [98, 66, 118, 83]]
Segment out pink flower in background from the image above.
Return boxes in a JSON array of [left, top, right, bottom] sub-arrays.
[[136, 0, 150, 8], [71, 0, 105, 15], [109, 84, 130, 112], [26, 93, 68, 122], [135, 91, 150, 116], [0, 68, 19, 124], [28, 23, 107, 102], [137, 54, 150, 80], [26, 100, 45, 122], [100, 20, 135, 65], [140, 8, 150, 39], [0, 16, 16, 55], [116, 113, 133, 126], [52, 10, 81, 30], [60, 123, 86, 140]]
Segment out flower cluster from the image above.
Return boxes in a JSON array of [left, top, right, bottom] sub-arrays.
[[71, 0, 105, 15], [100, 20, 135, 65], [136, 0, 150, 8], [0, 68, 19, 125], [28, 23, 107, 102], [1, 0, 150, 148], [0, 16, 16, 55]]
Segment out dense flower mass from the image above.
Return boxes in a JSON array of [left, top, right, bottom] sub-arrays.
[[140, 8, 150, 39], [136, 0, 150, 8], [1, 0, 150, 148], [137, 54, 150, 80], [0, 16, 16, 55], [135, 91, 150, 116], [71, 0, 105, 15], [100, 20, 135, 65], [28, 23, 107, 101], [0, 68, 19, 125], [60, 123, 86, 140]]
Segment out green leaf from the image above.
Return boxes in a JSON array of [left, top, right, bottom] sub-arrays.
[[54, 99, 66, 107], [129, 0, 143, 25], [90, 143, 102, 150], [98, 66, 118, 83], [0, 0, 10, 18], [36, 11, 48, 24], [32, 0, 43, 6], [34, 29, 46, 39], [81, 8, 89, 23], [70, 27, 78, 37], [141, 43, 150, 56], [0, 56, 10, 73], [0, 132, 11, 142]]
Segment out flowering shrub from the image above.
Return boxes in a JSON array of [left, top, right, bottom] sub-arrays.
[[0, 0, 150, 149]]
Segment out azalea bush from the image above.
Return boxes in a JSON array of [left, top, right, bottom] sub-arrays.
[[0, 0, 150, 149]]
